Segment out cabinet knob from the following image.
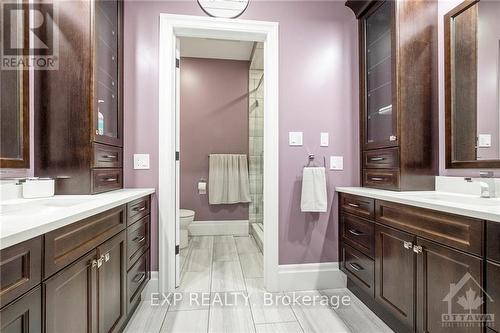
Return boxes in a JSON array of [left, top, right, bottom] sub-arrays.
[[403, 241, 413, 250], [413, 245, 423, 254]]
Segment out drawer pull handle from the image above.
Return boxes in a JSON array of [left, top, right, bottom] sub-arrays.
[[133, 272, 146, 283], [348, 229, 364, 236], [349, 263, 364, 271], [104, 177, 117, 182], [370, 157, 385, 161], [403, 241, 413, 250], [347, 203, 360, 208], [134, 206, 146, 212], [370, 177, 384, 181], [102, 155, 118, 159], [133, 235, 146, 243]]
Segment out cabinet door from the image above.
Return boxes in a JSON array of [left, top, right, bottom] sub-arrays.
[[45, 251, 98, 333], [362, 0, 397, 150], [0, 287, 41, 333], [486, 261, 500, 332], [93, 0, 122, 147], [416, 238, 483, 333], [375, 224, 416, 330], [97, 231, 127, 333]]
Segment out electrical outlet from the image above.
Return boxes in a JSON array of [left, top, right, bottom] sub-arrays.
[[134, 154, 150, 169], [330, 156, 344, 170], [289, 132, 303, 146]]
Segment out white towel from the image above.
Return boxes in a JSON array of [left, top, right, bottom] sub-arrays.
[[301, 167, 327, 212], [209, 154, 251, 205]]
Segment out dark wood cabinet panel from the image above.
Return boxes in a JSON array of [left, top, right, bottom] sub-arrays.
[[363, 169, 400, 190], [127, 250, 150, 314], [91, 168, 123, 194], [339, 193, 374, 220], [127, 196, 151, 225], [35, 0, 123, 194], [97, 231, 127, 333], [341, 213, 374, 258], [416, 238, 483, 333], [45, 205, 125, 278], [375, 224, 416, 331], [376, 200, 483, 256], [44, 251, 98, 333], [0, 237, 42, 308], [351, 0, 439, 191], [487, 261, 500, 332], [363, 148, 399, 169], [0, 287, 41, 333], [341, 244, 375, 296], [127, 215, 150, 269], [93, 143, 123, 168], [487, 221, 500, 263]]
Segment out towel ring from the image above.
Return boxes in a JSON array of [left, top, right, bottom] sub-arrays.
[[305, 154, 326, 168]]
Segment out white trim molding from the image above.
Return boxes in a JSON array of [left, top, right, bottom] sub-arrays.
[[159, 14, 279, 292], [277, 262, 347, 292], [188, 220, 249, 236], [141, 271, 159, 301]]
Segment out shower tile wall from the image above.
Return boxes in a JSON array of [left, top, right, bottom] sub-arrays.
[[249, 43, 264, 224]]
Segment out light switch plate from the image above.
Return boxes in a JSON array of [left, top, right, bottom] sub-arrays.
[[134, 154, 150, 169], [289, 132, 303, 146], [330, 156, 344, 170], [320, 133, 329, 147], [478, 134, 492, 148]]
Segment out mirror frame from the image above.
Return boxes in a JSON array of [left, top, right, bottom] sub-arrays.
[[0, 2, 29, 169], [445, 0, 500, 169]]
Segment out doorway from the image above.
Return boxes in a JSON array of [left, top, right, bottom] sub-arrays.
[[158, 14, 279, 292]]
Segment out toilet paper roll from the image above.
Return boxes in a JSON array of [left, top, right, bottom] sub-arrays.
[[198, 181, 207, 195]]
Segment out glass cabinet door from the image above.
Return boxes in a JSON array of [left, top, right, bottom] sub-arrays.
[[364, 1, 396, 149], [93, 0, 122, 146]]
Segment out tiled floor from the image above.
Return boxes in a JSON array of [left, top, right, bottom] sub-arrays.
[[124, 236, 393, 333]]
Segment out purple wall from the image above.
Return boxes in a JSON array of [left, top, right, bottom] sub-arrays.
[[438, 0, 500, 177], [123, 0, 360, 268], [179, 57, 249, 221]]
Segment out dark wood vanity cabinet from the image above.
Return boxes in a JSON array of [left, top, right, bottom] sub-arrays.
[[0, 195, 151, 333], [35, 0, 124, 194], [339, 193, 488, 333], [346, 0, 439, 191]]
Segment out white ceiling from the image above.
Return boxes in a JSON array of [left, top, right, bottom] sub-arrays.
[[180, 37, 255, 61]]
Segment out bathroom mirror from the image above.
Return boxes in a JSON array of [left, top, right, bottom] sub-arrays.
[[445, 0, 500, 169], [0, 2, 29, 168]]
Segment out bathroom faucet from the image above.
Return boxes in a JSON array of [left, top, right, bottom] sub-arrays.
[[465, 171, 497, 198]]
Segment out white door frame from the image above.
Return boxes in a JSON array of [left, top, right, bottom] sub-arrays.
[[158, 14, 280, 292]]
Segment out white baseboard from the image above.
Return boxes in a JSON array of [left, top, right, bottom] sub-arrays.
[[276, 262, 347, 292], [188, 220, 249, 236], [142, 271, 159, 301]]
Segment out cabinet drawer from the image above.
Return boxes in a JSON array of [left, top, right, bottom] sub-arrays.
[[487, 260, 500, 332], [45, 205, 126, 278], [363, 169, 400, 190], [341, 244, 374, 296], [0, 237, 42, 309], [127, 216, 150, 269], [363, 148, 399, 169], [127, 251, 149, 313], [93, 143, 122, 168], [340, 193, 374, 220], [341, 214, 374, 258], [127, 196, 150, 225], [487, 221, 500, 263], [92, 168, 122, 194], [0, 286, 41, 333], [376, 200, 483, 256]]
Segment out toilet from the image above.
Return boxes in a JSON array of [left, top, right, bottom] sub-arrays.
[[179, 209, 195, 249]]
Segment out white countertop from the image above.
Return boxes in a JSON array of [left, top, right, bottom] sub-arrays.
[[0, 188, 155, 250], [336, 187, 500, 223]]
